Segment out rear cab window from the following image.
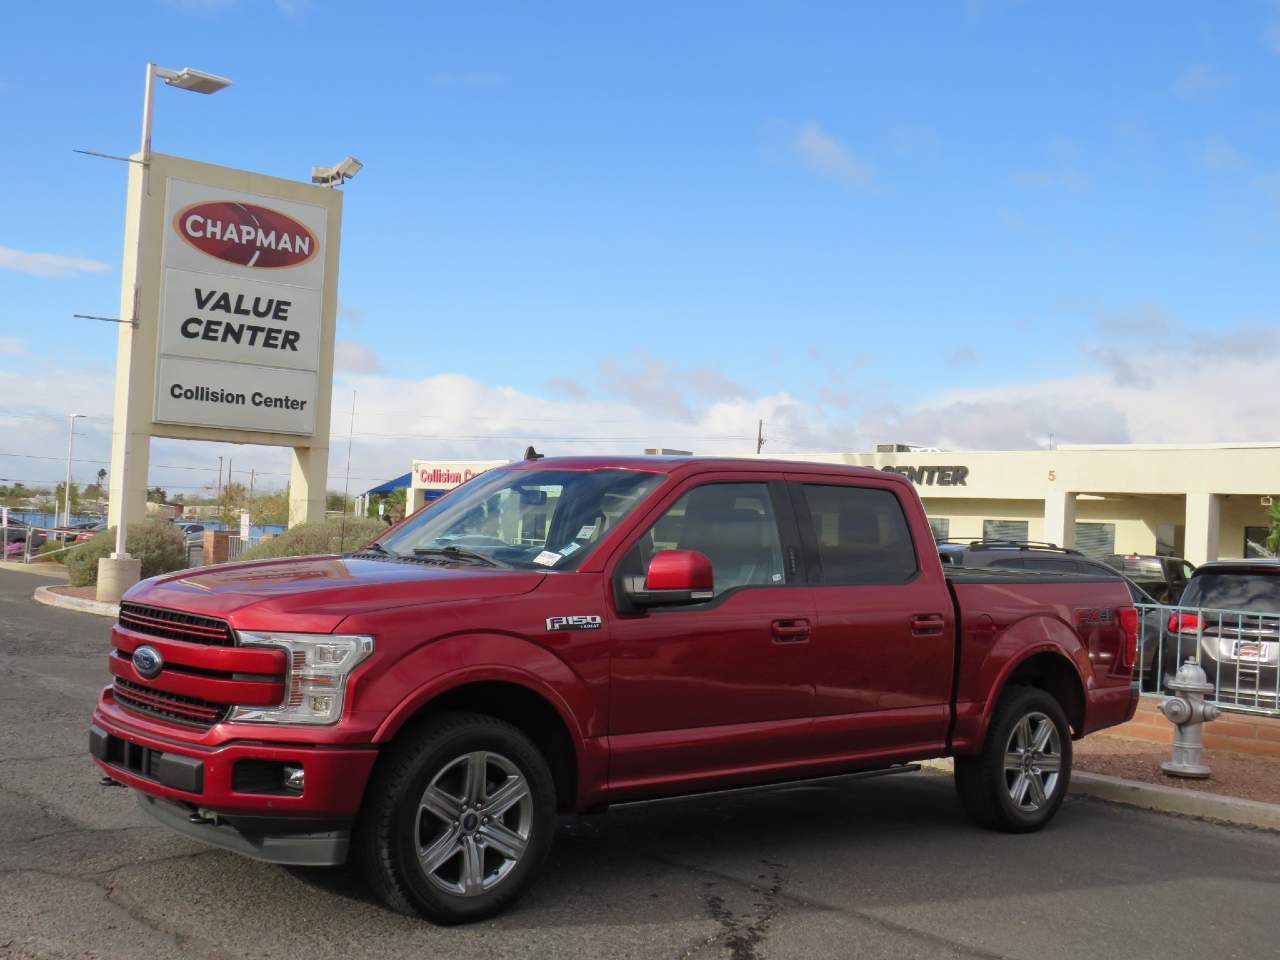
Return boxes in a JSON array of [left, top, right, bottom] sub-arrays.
[[795, 483, 918, 585]]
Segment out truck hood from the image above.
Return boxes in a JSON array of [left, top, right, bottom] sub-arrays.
[[123, 555, 547, 633]]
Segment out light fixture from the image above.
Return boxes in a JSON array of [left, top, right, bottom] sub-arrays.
[[157, 67, 233, 95], [311, 156, 363, 187]]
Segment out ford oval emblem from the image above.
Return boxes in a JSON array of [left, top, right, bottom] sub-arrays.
[[132, 645, 164, 680]]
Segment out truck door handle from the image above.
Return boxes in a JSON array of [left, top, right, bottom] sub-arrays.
[[910, 614, 946, 637], [771, 618, 811, 643]]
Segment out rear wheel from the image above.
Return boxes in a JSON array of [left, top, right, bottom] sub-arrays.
[[955, 686, 1072, 833], [355, 712, 557, 924]]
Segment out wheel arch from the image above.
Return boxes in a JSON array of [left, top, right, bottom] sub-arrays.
[[375, 672, 588, 814], [987, 648, 1087, 740]]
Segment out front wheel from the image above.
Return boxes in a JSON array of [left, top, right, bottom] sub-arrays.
[[355, 712, 558, 924], [954, 686, 1072, 833]]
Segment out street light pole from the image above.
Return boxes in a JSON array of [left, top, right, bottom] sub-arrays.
[[63, 414, 85, 528], [111, 62, 231, 563]]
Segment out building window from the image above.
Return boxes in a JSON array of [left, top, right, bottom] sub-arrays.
[[983, 519, 1029, 543], [1244, 526, 1273, 558], [928, 518, 950, 541], [1074, 522, 1116, 558]]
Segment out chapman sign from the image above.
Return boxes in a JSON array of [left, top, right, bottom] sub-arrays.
[[154, 178, 330, 435]]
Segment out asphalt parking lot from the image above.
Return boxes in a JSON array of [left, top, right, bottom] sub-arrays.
[[2, 567, 1279, 960]]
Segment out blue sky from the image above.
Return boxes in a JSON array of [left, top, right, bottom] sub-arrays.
[[2, 1, 1279, 494]]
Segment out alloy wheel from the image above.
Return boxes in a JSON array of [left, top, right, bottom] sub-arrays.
[[415, 750, 533, 896], [1003, 711, 1062, 813]]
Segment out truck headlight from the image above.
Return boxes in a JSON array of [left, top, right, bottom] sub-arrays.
[[227, 632, 374, 725]]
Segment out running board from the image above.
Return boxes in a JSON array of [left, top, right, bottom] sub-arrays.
[[598, 763, 922, 813]]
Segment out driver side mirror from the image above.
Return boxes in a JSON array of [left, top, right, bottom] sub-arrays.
[[622, 549, 714, 608]]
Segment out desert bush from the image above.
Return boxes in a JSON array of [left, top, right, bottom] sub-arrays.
[[65, 521, 190, 587], [236, 517, 386, 562]]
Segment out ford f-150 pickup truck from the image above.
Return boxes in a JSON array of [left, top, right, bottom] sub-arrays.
[[90, 456, 1139, 923]]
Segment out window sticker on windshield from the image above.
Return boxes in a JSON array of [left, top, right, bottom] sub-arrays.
[[576, 524, 597, 540], [560, 542, 581, 557], [533, 550, 562, 567]]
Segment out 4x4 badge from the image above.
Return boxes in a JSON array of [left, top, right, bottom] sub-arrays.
[[545, 615, 602, 632]]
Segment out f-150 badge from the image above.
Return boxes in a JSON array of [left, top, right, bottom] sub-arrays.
[[545, 615, 603, 631]]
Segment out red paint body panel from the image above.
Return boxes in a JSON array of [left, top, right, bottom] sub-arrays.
[[89, 455, 1138, 833]]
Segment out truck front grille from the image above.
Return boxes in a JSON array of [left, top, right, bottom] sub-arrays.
[[113, 678, 229, 727], [119, 603, 234, 646]]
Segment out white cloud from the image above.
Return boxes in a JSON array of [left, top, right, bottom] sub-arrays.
[[0, 246, 109, 278], [793, 121, 876, 190], [1013, 139, 1089, 194], [334, 339, 384, 374], [1266, 2, 1280, 54], [1200, 138, 1246, 172], [1174, 63, 1228, 100], [0, 336, 24, 355]]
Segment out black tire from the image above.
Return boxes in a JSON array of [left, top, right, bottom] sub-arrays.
[[354, 712, 558, 924], [954, 686, 1072, 833]]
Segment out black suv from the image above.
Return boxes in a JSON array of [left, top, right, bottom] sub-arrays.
[[1102, 554, 1195, 604], [1164, 560, 1280, 711], [939, 540, 1165, 689]]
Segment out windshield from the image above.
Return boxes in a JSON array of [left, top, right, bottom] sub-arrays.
[[1181, 572, 1280, 613], [375, 467, 665, 571]]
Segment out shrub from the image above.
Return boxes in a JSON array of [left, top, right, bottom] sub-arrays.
[[237, 517, 387, 562], [65, 521, 190, 587], [35, 541, 68, 564]]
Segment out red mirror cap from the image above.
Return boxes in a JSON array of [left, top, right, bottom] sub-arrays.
[[646, 549, 714, 591]]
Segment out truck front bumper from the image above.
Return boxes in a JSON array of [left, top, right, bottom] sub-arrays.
[[90, 701, 379, 866]]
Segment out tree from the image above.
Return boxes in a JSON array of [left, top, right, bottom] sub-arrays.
[[53, 481, 81, 517], [1266, 501, 1280, 557], [96, 468, 107, 491], [217, 482, 247, 527], [251, 490, 289, 527], [326, 492, 354, 513], [146, 486, 168, 504]]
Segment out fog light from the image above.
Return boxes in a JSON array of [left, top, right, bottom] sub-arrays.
[[283, 765, 305, 792]]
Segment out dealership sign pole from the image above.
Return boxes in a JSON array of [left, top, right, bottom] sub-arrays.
[[101, 70, 342, 602]]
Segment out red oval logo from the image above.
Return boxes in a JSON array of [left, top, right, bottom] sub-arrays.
[[173, 201, 318, 269]]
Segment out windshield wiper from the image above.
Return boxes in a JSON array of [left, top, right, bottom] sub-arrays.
[[413, 545, 503, 568]]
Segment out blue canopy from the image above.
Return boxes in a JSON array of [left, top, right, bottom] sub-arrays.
[[363, 472, 411, 496]]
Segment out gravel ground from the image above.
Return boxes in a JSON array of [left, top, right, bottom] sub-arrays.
[[1075, 734, 1280, 804]]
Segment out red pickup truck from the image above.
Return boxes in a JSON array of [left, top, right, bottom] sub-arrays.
[[90, 456, 1139, 923]]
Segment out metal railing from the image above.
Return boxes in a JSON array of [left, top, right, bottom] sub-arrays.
[[1136, 602, 1280, 717]]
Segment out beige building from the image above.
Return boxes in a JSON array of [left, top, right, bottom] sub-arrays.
[[775, 442, 1278, 566]]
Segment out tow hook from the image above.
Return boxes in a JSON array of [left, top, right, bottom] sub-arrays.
[[98, 775, 124, 788], [188, 808, 219, 826]]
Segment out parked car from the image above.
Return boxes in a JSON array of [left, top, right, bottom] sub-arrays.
[[91, 457, 1139, 924], [1102, 554, 1195, 604], [2, 520, 47, 554], [940, 540, 1165, 689], [74, 521, 108, 542], [174, 522, 206, 543], [1163, 559, 1280, 710]]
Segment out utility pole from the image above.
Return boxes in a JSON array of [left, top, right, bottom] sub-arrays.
[[249, 469, 255, 512], [755, 419, 766, 455], [216, 456, 223, 498]]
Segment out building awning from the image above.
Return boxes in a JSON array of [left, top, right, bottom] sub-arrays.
[[363, 473, 411, 496]]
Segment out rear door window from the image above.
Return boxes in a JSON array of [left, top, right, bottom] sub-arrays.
[[798, 484, 918, 585]]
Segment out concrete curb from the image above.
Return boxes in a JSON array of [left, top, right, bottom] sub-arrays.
[[33, 584, 119, 619], [919, 757, 1280, 832]]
